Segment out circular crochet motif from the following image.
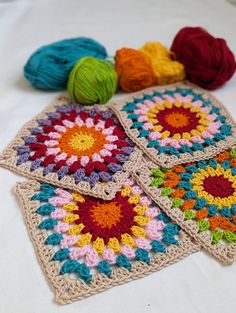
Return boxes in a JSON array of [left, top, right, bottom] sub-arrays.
[[120, 86, 233, 163], [57, 125, 108, 158], [143, 99, 222, 147], [156, 106, 200, 136], [16, 103, 135, 187], [203, 175, 234, 198], [191, 166, 236, 209], [75, 193, 137, 244], [90, 202, 123, 228], [33, 178, 181, 283], [150, 148, 236, 245]]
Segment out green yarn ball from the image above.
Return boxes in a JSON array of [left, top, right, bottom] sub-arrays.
[[68, 56, 118, 105]]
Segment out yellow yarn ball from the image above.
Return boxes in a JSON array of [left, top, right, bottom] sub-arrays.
[[139, 42, 186, 85]]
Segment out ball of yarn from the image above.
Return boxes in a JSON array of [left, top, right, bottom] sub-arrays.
[[68, 56, 117, 105], [171, 27, 236, 90], [139, 42, 186, 85], [115, 48, 156, 92], [24, 37, 107, 91]]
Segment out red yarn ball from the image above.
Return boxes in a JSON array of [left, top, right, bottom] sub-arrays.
[[171, 27, 236, 90]]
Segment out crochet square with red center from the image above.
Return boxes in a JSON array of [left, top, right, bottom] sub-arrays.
[[133, 147, 236, 264], [15, 178, 199, 303], [110, 82, 236, 168]]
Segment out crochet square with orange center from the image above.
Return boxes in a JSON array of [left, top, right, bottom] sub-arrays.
[[132, 147, 236, 264], [109, 82, 236, 168], [15, 178, 199, 304], [0, 96, 142, 200]]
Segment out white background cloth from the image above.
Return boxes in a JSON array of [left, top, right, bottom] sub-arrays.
[[0, 0, 236, 312]]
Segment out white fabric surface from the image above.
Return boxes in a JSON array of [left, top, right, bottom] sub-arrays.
[[0, 0, 236, 312]]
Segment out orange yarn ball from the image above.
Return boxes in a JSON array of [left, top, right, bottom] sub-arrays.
[[115, 48, 156, 92]]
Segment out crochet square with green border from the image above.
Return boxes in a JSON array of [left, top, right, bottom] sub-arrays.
[[15, 178, 199, 304], [0, 96, 142, 200], [110, 82, 236, 168], [132, 147, 236, 264]]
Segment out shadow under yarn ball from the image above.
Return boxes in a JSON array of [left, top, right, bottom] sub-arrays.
[[68, 57, 118, 105], [24, 37, 107, 91]]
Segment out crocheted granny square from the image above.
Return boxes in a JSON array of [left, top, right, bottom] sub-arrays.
[[15, 179, 199, 303], [0, 96, 142, 200], [110, 82, 236, 168], [133, 147, 236, 264]]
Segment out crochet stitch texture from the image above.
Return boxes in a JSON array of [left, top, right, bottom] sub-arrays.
[[0, 96, 142, 200], [1, 82, 236, 303], [110, 82, 236, 167], [15, 179, 199, 303], [132, 148, 236, 264]]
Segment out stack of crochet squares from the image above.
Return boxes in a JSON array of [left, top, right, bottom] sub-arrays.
[[1, 82, 235, 303]]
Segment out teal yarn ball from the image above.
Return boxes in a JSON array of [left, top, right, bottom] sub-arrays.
[[68, 57, 118, 105], [24, 37, 107, 91]]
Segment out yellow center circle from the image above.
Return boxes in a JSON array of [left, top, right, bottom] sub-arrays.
[[69, 133, 95, 151], [165, 112, 189, 128], [91, 202, 122, 228]]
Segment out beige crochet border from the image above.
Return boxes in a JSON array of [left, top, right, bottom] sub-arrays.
[[0, 95, 143, 200], [132, 159, 236, 265], [15, 180, 200, 304], [109, 81, 236, 168]]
